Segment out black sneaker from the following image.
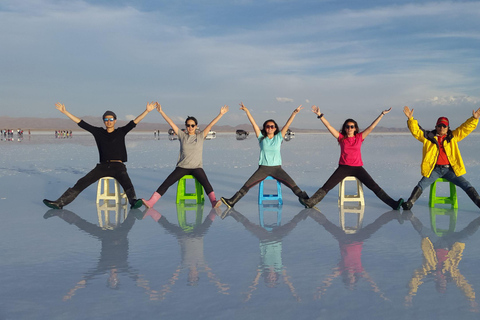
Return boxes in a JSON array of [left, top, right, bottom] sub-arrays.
[[43, 199, 62, 209]]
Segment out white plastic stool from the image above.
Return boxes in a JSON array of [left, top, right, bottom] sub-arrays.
[[96, 176, 128, 204], [338, 176, 365, 206]]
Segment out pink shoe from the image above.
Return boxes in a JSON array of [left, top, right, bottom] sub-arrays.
[[208, 192, 221, 208], [142, 192, 161, 208]]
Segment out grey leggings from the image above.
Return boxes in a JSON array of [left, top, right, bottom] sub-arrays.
[[239, 165, 302, 196]]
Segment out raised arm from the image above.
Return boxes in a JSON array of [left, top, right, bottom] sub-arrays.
[[202, 105, 229, 137], [361, 108, 391, 139], [281, 105, 303, 137], [55, 103, 81, 124], [133, 101, 156, 124], [240, 102, 261, 137], [312, 105, 339, 139], [403, 106, 414, 120], [156, 103, 179, 134]]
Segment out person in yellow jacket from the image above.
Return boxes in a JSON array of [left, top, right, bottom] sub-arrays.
[[402, 106, 480, 210]]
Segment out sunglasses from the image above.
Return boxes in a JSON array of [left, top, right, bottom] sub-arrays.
[[186, 124, 196, 128], [436, 124, 447, 128], [104, 118, 115, 122], [265, 125, 276, 129], [345, 125, 355, 129]]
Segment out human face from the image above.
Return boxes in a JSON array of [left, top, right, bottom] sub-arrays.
[[104, 116, 116, 131], [436, 124, 448, 136], [186, 120, 197, 135], [264, 122, 276, 136], [345, 122, 356, 136]]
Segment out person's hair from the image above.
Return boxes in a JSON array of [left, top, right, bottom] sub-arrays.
[[185, 116, 198, 126], [260, 119, 280, 138], [339, 119, 359, 143]]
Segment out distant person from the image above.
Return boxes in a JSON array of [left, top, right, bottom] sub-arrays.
[[43, 102, 156, 209], [301, 106, 403, 210], [402, 106, 480, 210], [220, 103, 308, 208], [142, 103, 229, 208]]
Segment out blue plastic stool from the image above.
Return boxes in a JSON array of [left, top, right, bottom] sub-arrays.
[[258, 176, 283, 205], [429, 178, 458, 209], [259, 204, 282, 231], [176, 175, 205, 204]]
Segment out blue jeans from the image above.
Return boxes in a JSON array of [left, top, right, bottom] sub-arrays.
[[417, 166, 473, 192]]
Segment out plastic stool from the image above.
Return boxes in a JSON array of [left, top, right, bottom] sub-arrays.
[[258, 176, 283, 205], [96, 176, 127, 204], [176, 175, 205, 204], [430, 207, 458, 236], [259, 204, 282, 231], [338, 176, 365, 206], [429, 178, 458, 208]]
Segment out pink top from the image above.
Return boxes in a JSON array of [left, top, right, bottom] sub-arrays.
[[338, 133, 364, 166]]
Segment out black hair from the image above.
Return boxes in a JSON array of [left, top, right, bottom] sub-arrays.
[[185, 116, 198, 126], [339, 119, 359, 142], [260, 119, 280, 138]]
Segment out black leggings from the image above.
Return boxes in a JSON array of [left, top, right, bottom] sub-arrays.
[[239, 165, 302, 196], [321, 165, 382, 194], [72, 162, 137, 204], [156, 167, 214, 196]]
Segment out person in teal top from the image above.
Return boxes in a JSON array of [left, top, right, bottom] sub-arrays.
[[221, 103, 308, 208]]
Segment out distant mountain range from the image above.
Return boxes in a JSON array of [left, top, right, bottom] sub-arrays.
[[0, 116, 409, 133]]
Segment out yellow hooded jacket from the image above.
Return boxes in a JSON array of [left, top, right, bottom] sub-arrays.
[[407, 117, 478, 178]]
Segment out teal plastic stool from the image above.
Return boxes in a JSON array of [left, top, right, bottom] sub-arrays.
[[258, 176, 283, 205], [429, 178, 458, 209], [176, 175, 205, 204]]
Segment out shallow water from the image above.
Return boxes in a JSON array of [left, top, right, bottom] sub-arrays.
[[2, 132, 480, 319]]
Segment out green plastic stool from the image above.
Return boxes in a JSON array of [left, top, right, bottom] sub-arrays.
[[429, 178, 458, 209], [176, 175, 205, 204], [429, 207, 458, 236]]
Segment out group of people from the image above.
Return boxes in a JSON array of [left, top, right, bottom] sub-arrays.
[[43, 102, 480, 213]]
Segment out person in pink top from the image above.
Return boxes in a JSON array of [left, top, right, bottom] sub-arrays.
[[300, 106, 403, 209]]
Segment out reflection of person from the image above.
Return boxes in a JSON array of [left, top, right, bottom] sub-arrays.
[[301, 106, 403, 210], [226, 208, 308, 301], [43, 102, 156, 209], [142, 103, 229, 208], [403, 211, 480, 311], [310, 209, 397, 300], [141, 207, 229, 300], [402, 106, 480, 210], [43, 209, 149, 299], [221, 103, 308, 208]]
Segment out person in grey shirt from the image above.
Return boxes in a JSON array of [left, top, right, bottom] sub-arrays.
[[142, 103, 229, 208]]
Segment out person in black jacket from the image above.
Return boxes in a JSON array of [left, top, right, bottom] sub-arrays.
[[43, 102, 156, 209]]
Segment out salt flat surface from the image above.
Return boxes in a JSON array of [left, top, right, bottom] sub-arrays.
[[1, 132, 480, 319]]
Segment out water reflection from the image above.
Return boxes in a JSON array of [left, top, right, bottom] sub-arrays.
[[403, 209, 480, 312], [222, 205, 309, 302], [310, 207, 401, 300], [139, 203, 229, 300], [43, 206, 148, 300]]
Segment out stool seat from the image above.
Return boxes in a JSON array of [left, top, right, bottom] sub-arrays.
[[338, 176, 365, 206], [429, 178, 458, 209], [96, 176, 127, 204], [258, 176, 283, 205], [176, 175, 205, 204]]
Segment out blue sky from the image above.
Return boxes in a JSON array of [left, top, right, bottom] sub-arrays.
[[1, 0, 479, 128]]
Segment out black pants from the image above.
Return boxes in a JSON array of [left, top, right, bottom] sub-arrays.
[[239, 165, 301, 195], [71, 162, 137, 205], [156, 167, 214, 196], [321, 165, 382, 194]]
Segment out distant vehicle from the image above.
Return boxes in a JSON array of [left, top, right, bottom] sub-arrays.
[[205, 130, 216, 140], [168, 128, 176, 136], [236, 129, 249, 140], [284, 129, 295, 141]]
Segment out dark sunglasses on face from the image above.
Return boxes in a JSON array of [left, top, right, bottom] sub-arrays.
[[104, 118, 115, 122], [186, 124, 196, 128], [436, 124, 447, 128], [265, 125, 275, 129], [345, 125, 355, 129]]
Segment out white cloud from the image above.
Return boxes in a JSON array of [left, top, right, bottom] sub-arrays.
[[125, 114, 135, 121], [276, 97, 294, 103]]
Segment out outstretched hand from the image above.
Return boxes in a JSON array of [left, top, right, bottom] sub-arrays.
[[155, 102, 162, 113], [382, 107, 392, 115], [220, 105, 229, 115], [239, 102, 248, 112], [473, 107, 480, 119], [292, 105, 303, 114], [311, 105, 321, 116], [146, 101, 156, 112], [55, 102, 66, 113], [403, 106, 414, 119]]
